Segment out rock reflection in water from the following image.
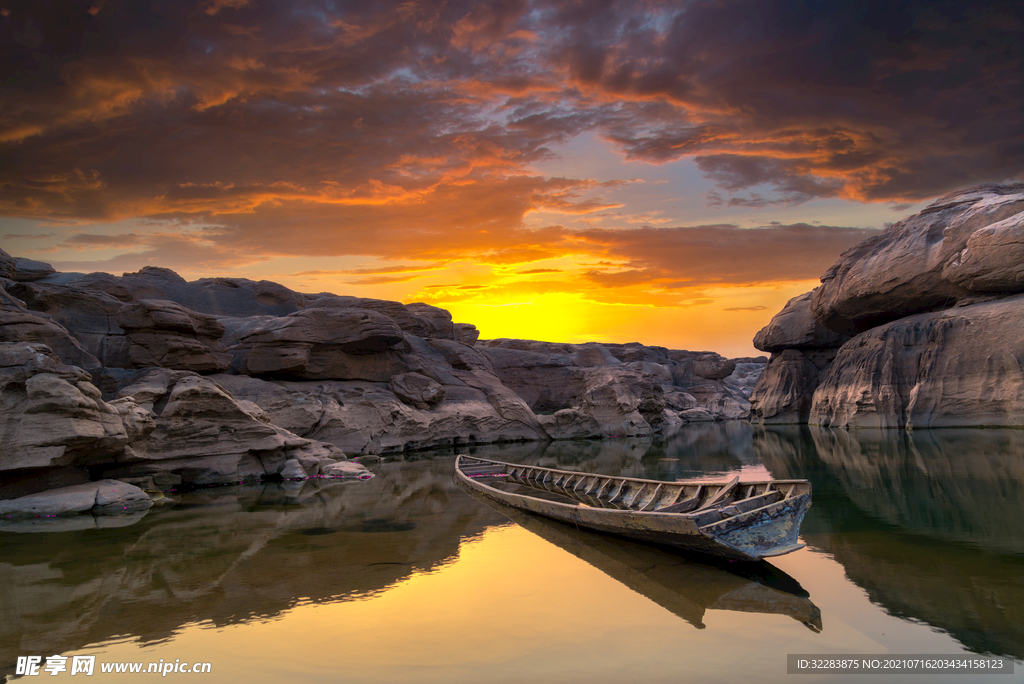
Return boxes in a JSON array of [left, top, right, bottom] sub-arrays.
[[462, 488, 823, 632], [0, 456, 507, 679], [756, 425, 1024, 659]]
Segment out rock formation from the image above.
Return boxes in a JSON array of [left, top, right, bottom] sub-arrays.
[[749, 290, 849, 423], [0, 245, 759, 513], [751, 183, 1024, 427]]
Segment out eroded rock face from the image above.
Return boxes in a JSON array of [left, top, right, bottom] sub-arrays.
[[0, 304, 102, 371], [748, 184, 1024, 428], [754, 290, 849, 353], [212, 369, 548, 455], [0, 255, 761, 504], [0, 248, 15, 279], [230, 307, 405, 379], [0, 343, 127, 471], [303, 296, 456, 340], [812, 183, 1024, 335], [750, 349, 839, 424], [480, 339, 756, 438], [389, 372, 446, 409], [810, 296, 1024, 428], [942, 211, 1024, 292], [5, 281, 129, 368], [11, 257, 56, 282], [117, 299, 231, 372], [104, 369, 358, 485], [749, 289, 849, 424]]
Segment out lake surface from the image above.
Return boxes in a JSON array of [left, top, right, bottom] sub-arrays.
[[2, 424, 1022, 683]]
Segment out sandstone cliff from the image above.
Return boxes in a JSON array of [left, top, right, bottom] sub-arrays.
[[751, 183, 1024, 427]]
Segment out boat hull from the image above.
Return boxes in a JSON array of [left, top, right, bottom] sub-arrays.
[[454, 456, 811, 562]]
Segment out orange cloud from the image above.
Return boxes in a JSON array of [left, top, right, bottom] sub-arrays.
[[4, 0, 1022, 354]]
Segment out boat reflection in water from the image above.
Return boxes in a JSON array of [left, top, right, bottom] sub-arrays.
[[460, 486, 823, 633]]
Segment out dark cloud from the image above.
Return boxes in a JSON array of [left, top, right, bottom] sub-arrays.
[[577, 223, 880, 287], [723, 305, 767, 312], [1, 0, 1021, 270], [533, 0, 1024, 201]]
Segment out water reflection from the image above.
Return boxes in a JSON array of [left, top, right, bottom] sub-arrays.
[[473, 425, 1024, 660], [461, 488, 823, 632], [1, 423, 1022, 680], [756, 426, 1024, 659], [0, 458, 507, 679]]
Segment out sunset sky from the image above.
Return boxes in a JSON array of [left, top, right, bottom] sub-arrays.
[[2, 1, 1021, 356]]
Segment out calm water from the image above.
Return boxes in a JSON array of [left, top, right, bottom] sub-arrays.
[[2, 424, 1022, 683]]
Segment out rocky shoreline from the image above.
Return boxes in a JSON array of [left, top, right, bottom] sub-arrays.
[[5, 181, 1022, 520], [0, 248, 761, 519]]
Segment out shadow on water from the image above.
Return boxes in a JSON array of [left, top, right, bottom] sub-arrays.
[[459, 486, 823, 632]]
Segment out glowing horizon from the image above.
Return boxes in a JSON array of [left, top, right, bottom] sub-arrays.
[[2, 1, 1020, 356]]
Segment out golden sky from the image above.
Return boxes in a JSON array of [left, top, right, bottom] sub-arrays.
[[2, 1, 1021, 356]]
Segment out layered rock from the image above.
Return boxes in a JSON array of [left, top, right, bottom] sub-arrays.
[[229, 306, 405, 379], [751, 183, 1024, 428], [5, 280, 129, 368], [480, 339, 756, 438], [812, 183, 1024, 335], [0, 247, 55, 282], [0, 300, 102, 371], [213, 369, 547, 456], [0, 249, 760, 509], [0, 343, 127, 471], [750, 290, 849, 423], [118, 299, 231, 372], [810, 296, 1024, 428], [0, 248, 15, 279], [103, 369, 358, 486]]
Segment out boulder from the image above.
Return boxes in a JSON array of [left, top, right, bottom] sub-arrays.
[[810, 295, 1024, 428], [0, 479, 153, 518], [753, 290, 850, 352], [11, 257, 56, 282], [812, 183, 1024, 335], [389, 372, 446, 409], [104, 370, 351, 485], [230, 307, 405, 379], [942, 211, 1024, 292], [0, 343, 128, 471], [279, 459, 307, 480], [117, 299, 231, 372], [0, 296, 102, 371], [454, 323, 480, 344], [321, 461, 374, 479], [303, 296, 455, 339]]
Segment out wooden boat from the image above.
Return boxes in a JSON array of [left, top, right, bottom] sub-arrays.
[[454, 455, 812, 562], [460, 486, 822, 632]]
